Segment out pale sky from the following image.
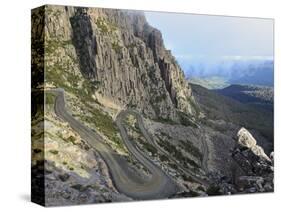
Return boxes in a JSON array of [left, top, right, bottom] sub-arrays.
[[144, 11, 274, 60]]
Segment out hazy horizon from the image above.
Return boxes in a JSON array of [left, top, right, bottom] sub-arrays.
[[144, 11, 274, 86]]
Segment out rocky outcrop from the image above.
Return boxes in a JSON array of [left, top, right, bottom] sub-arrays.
[[232, 128, 273, 193], [237, 127, 257, 148], [237, 128, 271, 162], [202, 127, 273, 195], [44, 5, 197, 121]]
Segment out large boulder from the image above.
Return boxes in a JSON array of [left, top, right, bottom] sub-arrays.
[[237, 127, 271, 162], [251, 145, 271, 162], [237, 127, 256, 148]]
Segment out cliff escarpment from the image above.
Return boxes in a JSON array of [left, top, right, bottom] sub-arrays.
[[44, 5, 197, 121]]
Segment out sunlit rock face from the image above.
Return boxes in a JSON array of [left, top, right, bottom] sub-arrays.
[[44, 6, 197, 121], [237, 127, 271, 162]]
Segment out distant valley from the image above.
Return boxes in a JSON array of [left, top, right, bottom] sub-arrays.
[[215, 84, 273, 112], [180, 58, 273, 87], [189, 76, 230, 89]]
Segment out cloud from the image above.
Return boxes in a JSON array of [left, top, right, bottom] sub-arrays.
[[145, 11, 274, 59]]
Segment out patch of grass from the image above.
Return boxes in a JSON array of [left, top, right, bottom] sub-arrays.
[[197, 185, 205, 192], [96, 17, 117, 34], [141, 141, 157, 156], [112, 41, 122, 53], [96, 17, 109, 33], [177, 111, 198, 128], [189, 98, 200, 117], [180, 139, 203, 161], [206, 185, 222, 196], [45, 6, 62, 18], [33, 149, 42, 154], [78, 108, 126, 152], [45, 62, 67, 88], [46, 62, 99, 103], [160, 131, 171, 139], [45, 39, 72, 55], [67, 135, 76, 144], [71, 184, 87, 192], [156, 137, 199, 169], [45, 93, 56, 105], [49, 150, 59, 155], [154, 93, 167, 103], [153, 117, 177, 125], [189, 190, 201, 197], [159, 154, 169, 162], [147, 66, 158, 84], [182, 174, 196, 183]]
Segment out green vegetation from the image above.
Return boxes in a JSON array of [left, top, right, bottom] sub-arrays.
[[44, 35, 123, 152], [96, 17, 117, 34], [45, 6, 63, 18], [189, 99, 201, 117], [44, 35, 95, 103], [156, 137, 199, 169], [78, 107, 126, 152], [159, 131, 171, 139], [125, 115, 158, 157], [140, 73, 148, 86], [191, 84, 273, 143], [46, 61, 100, 103], [71, 184, 87, 192], [180, 139, 202, 161], [45, 93, 56, 105], [96, 17, 109, 33], [141, 140, 157, 156], [182, 174, 196, 183], [67, 135, 76, 144], [33, 149, 42, 154], [147, 66, 158, 85], [177, 111, 198, 128], [189, 190, 201, 197], [154, 93, 167, 103], [127, 99, 137, 108], [45, 39, 72, 55], [159, 154, 169, 162], [154, 117, 177, 125], [65, 70, 79, 87], [206, 185, 222, 196], [112, 41, 122, 53], [49, 150, 59, 155]]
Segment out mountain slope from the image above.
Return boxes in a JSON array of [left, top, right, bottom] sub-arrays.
[[45, 6, 197, 121], [215, 84, 273, 111], [191, 83, 273, 152]]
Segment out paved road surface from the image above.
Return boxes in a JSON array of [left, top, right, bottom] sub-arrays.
[[51, 89, 178, 200]]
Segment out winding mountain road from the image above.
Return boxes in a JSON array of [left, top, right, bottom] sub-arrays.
[[51, 89, 178, 200], [120, 110, 209, 186]]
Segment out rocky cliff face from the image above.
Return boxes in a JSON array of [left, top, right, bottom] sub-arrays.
[[44, 5, 196, 121]]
